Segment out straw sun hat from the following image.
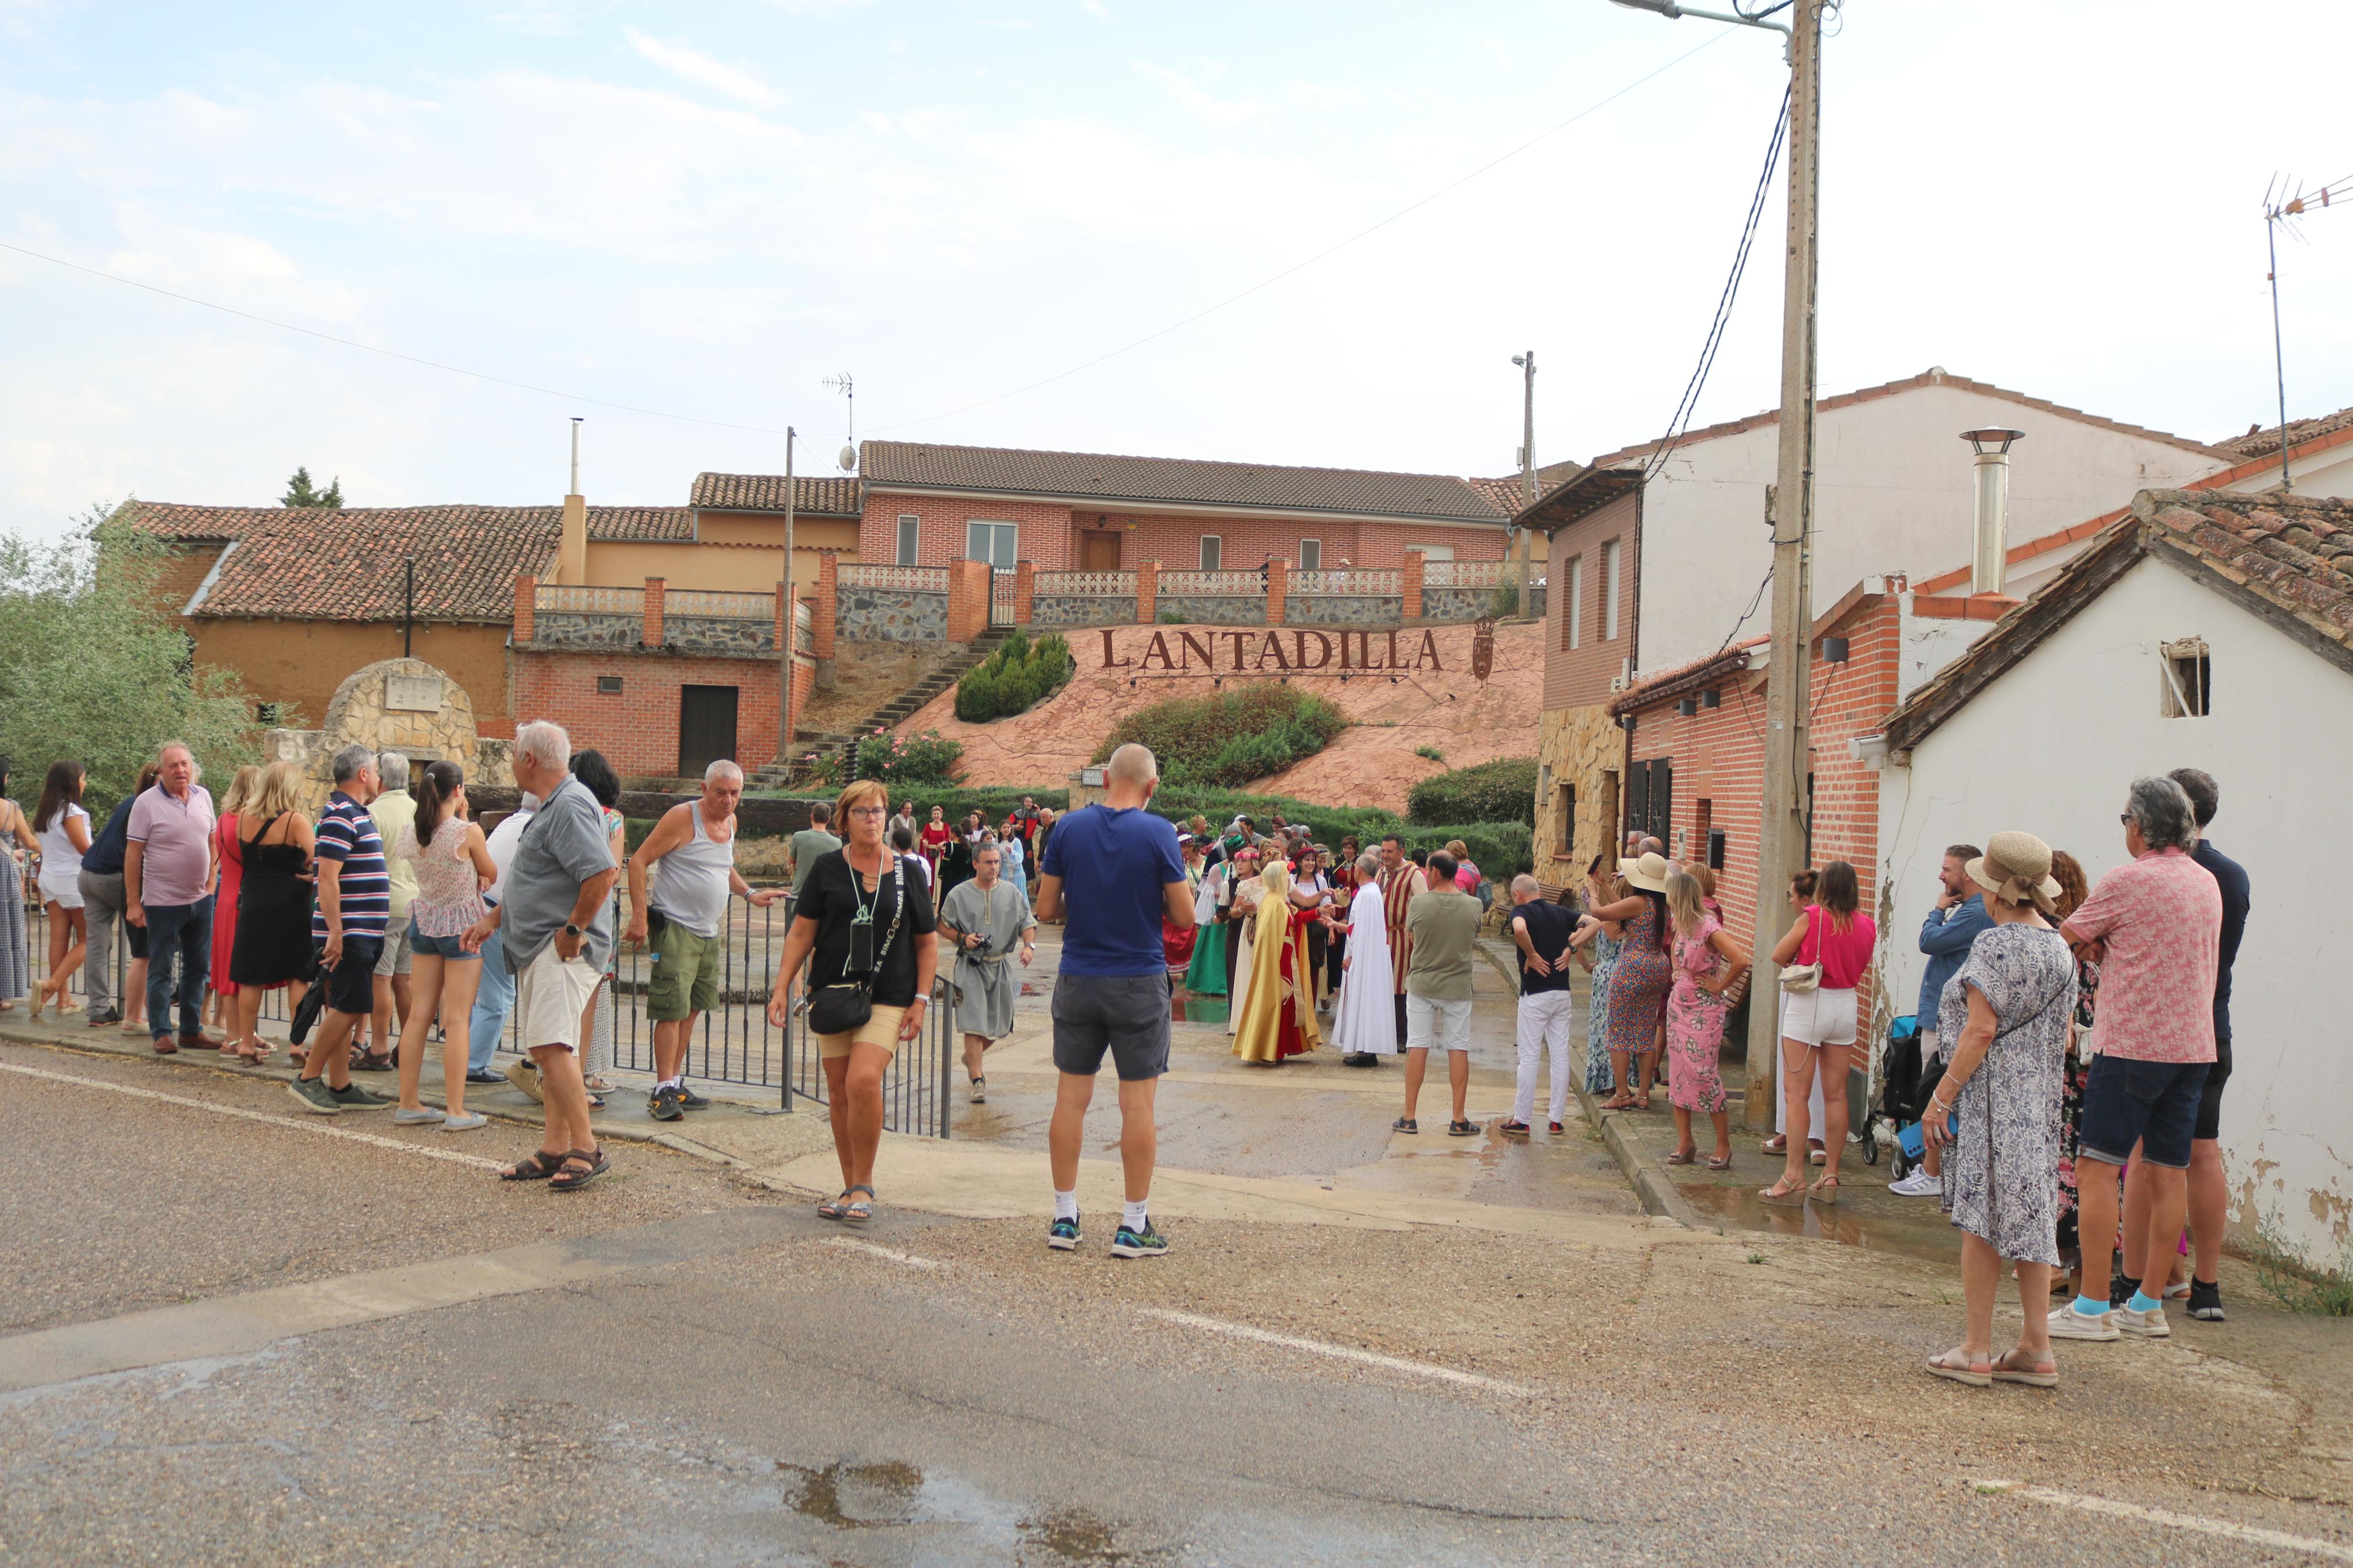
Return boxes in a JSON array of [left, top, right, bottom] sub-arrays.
[[1966, 830, 2062, 911], [1617, 851, 1671, 894]]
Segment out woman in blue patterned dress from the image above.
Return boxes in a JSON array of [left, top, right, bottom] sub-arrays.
[[1578, 855, 1622, 1095]]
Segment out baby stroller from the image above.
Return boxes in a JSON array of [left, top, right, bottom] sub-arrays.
[[1875, 1014, 1946, 1180]]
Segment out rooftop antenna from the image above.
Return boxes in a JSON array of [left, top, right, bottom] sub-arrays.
[[2262, 172, 2350, 494], [823, 372, 856, 471]]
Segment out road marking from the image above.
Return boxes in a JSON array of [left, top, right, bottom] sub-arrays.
[[1140, 1308, 1538, 1398], [1977, 1480, 2353, 1563], [0, 1059, 505, 1171], [821, 1238, 945, 1270]]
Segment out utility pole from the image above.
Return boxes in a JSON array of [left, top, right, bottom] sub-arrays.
[[780, 427, 797, 780], [1745, 0, 1822, 1130], [1512, 350, 1536, 614]]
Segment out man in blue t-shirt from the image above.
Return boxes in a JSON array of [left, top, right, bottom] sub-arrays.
[[1034, 742, 1191, 1260]]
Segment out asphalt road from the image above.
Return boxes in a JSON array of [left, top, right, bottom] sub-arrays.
[[4, 1037, 2351, 1566]]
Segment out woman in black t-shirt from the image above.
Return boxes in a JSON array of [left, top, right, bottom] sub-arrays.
[[767, 778, 937, 1223]]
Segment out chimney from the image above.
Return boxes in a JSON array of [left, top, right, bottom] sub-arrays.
[[556, 417, 588, 585], [1961, 428, 2024, 595]]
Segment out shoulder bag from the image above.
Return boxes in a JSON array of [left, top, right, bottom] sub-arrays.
[[807, 854, 907, 1036], [1779, 906, 1824, 993]]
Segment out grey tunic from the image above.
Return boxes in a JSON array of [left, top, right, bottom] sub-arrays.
[[1937, 922, 2077, 1265], [939, 877, 1034, 1040]]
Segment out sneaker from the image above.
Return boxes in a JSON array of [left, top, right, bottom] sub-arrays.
[[1549, 1121, 1566, 1134], [2188, 1280, 2226, 1321], [969, 1078, 987, 1105], [504, 1059, 544, 1104], [2116, 1303, 2171, 1339], [650, 1083, 686, 1122], [286, 1076, 343, 1115], [1888, 1169, 1941, 1197], [465, 1069, 504, 1085], [2110, 1273, 2136, 1309], [676, 1083, 711, 1110], [328, 1082, 391, 1111], [1498, 1119, 1531, 1136], [1109, 1220, 1168, 1259], [2047, 1302, 2120, 1342], [392, 1107, 446, 1126], [1048, 1213, 1082, 1251]]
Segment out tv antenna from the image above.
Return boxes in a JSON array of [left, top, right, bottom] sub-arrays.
[[2262, 173, 2350, 493], [822, 372, 856, 470]]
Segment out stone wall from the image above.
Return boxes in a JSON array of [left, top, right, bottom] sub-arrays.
[[1152, 595, 1263, 626], [1031, 595, 1137, 629], [838, 587, 949, 642], [666, 615, 775, 656], [1284, 595, 1404, 627], [266, 656, 512, 812], [1534, 702, 1625, 887], [1422, 586, 1502, 623], [532, 610, 641, 650]]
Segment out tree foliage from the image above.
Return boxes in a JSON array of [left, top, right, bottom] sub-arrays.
[[1408, 756, 1539, 827], [1093, 682, 1345, 790], [281, 467, 344, 509], [0, 506, 261, 810], [954, 630, 1075, 722]]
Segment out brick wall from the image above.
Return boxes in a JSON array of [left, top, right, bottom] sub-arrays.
[[1542, 489, 1641, 713], [507, 648, 815, 778], [860, 496, 1075, 568]]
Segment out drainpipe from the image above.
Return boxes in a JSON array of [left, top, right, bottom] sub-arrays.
[[1961, 428, 2024, 595]]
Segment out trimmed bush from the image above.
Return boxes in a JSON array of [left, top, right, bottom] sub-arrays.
[[1094, 682, 1346, 790], [955, 630, 1074, 722], [853, 728, 963, 787], [1408, 756, 1538, 827]]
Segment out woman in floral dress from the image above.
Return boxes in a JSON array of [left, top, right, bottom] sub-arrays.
[[1663, 869, 1749, 1168], [1591, 852, 1675, 1110], [2049, 850, 2100, 1299]]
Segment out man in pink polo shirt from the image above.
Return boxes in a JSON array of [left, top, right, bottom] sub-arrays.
[[2047, 776, 2220, 1343], [125, 740, 221, 1054]]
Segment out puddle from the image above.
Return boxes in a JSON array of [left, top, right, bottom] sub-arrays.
[[1676, 1181, 1964, 1263], [1169, 995, 1227, 1025], [775, 1457, 1163, 1562], [778, 1459, 925, 1528]]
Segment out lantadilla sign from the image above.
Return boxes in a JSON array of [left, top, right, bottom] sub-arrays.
[[1095, 625, 1451, 674]]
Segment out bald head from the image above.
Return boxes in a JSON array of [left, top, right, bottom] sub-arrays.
[[1105, 742, 1160, 806]]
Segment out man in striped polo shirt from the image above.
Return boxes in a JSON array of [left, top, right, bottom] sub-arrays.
[[289, 746, 395, 1114]]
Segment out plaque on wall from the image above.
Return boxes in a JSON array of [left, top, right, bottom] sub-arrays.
[[385, 674, 443, 713]]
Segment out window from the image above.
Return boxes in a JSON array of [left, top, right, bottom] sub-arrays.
[[596, 675, 623, 696], [966, 520, 1018, 570], [1199, 535, 1222, 571], [1299, 539, 1322, 571], [895, 514, 919, 567], [1707, 828, 1727, 870], [2160, 637, 2210, 718], [1555, 782, 1576, 858], [1564, 555, 1584, 650], [1602, 538, 1621, 640]]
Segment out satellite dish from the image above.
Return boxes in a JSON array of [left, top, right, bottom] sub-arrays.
[[838, 444, 857, 472]]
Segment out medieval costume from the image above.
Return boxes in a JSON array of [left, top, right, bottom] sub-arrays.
[[939, 874, 1035, 1042], [1329, 877, 1399, 1056], [1231, 865, 1322, 1064]]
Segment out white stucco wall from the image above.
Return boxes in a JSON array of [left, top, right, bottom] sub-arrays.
[[2223, 442, 2353, 499], [1875, 555, 2353, 1264], [1635, 381, 2225, 673]]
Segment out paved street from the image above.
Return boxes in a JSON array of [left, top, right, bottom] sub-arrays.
[[5, 1026, 2352, 1566]]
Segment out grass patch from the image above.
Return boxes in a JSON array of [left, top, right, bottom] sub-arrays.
[[2246, 1214, 2353, 1317], [1407, 756, 1537, 827], [1095, 682, 1346, 790]]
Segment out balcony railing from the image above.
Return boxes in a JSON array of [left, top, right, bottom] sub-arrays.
[[1033, 570, 1137, 596], [1159, 569, 1265, 596], [839, 564, 949, 592], [1289, 568, 1400, 595], [535, 584, 643, 614], [1421, 559, 1506, 589], [665, 589, 775, 620]]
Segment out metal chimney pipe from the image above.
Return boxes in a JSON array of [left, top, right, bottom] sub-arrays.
[[1961, 428, 2024, 594], [569, 417, 583, 496]]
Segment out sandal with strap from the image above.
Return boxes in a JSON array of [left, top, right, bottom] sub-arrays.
[[1665, 1147, 1699, 1166], [1391, 1117, 1418, 1135], [1991, 1348, 2059, 1388], [1808, 1174, 1841, 1204], [1706, 1151, 1734, 1171], [1599, 1094, 1637, 1112], [1926, 1347, 1993, 1387], [1759, 1175, 1809, 1205], [817, 1190, 854, 1219], [500, 1149, 568, 1182], [840, 1184, 876, 1222], [548, 1147, 609, 1192]]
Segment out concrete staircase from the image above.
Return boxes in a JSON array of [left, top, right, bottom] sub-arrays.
[[752, 627, 1013, 790]]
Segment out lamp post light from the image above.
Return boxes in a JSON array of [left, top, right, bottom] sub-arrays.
[[1511, 350, 1536, 613]]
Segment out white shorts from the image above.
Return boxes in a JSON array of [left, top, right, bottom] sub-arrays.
[[515, 941, 602, 1055], [1406, 993, 1472, 1054], [38, 873, 84, 910], [1779, 986, 1858, 1048]]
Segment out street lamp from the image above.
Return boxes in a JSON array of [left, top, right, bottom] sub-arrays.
[[1511, 351, 1536, 613], [1609, 0, 1821, 1129]]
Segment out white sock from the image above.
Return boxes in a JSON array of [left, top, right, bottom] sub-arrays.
[[1122, 1199, 1149, 1231], [1053, 1189, 1079, 1221], [657, 1076, 682, 1091]]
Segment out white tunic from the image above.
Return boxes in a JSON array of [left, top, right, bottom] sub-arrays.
[[1329, 882, 1398, 1055]]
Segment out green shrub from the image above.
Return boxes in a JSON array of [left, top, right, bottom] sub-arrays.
[[1488, 580, 1520, 618], [955, 629, 1074, 722], [852, 728, 963, 787], [1094, 682, 1345, 790], [1408, 756, 1538, 827], [1158, 608, 1186, 623], [1414, 744, 1445, 763]]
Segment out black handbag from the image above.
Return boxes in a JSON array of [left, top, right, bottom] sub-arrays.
[[807, 854, 906, 1036]]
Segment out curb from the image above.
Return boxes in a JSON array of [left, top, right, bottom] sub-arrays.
[[1472, 940, 1713, 1233]]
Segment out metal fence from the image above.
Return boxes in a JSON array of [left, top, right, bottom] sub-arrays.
[[15, 870, 954, 1137], [990, 568, 1018, 627]]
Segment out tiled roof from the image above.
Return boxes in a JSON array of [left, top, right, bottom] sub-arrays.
[[176, 505, 560, 623], [121, 500, 691, 546], [1883, 488, 2353, 751], [2215, 407, 2353, 458], [1608, 644, 1757, 717], [590, 506, 697, 541], [689, 474, 864, 514], [1583, 368, 2242, 470], [860, 440, 1511, 523]]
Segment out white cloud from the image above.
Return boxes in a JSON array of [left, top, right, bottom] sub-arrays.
[[1081, 0, 1111, 18], [490, 10, 578, 36], [1132, 62, 1258, 128], [624, 28, 783, 109]]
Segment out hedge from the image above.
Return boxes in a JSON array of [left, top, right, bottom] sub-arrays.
[[1407, 756, 1538, 827], [954, 630, 1076, 723], [1093, 682, 1345, 789]]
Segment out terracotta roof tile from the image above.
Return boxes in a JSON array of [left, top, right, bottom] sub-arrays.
[[122, 500, 690, 547], [688, 474, 863, 514], [2215, 407, 2353, 458], [860, 440, 1510, 523], [157, 505, 558, 623]]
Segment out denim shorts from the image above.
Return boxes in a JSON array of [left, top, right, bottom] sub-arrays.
[[1050, 972, 1171, 1082], [2078, 1054, 2210, 1170], [406, 923, 475, 961]]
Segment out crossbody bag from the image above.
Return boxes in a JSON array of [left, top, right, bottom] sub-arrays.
[[1779, 906, 1824, 993], [807, 853, 907, 1036]]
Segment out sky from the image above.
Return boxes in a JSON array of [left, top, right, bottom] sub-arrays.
[[3, 0, 2350, 538]]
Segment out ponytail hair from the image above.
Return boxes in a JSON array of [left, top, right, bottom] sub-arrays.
[[414, 760, 465, 844]]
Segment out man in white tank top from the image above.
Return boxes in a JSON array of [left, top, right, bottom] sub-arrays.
[[624, 761, 778, 1121]]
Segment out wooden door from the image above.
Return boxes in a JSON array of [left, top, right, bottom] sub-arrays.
[[1081, 531, 1122, 571], [678, 685, 739, 779]]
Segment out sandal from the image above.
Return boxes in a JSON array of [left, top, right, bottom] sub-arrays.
[[353, 1050, 396, 1073], [1762, 1134, 1788, 1154], [1990, 1349, 2059, 1388], [1808, 1174, 1841, 1204], [1499, 1119, 1532, 1136], [817, 1190, 853, 1219], [840, 1184, 876, 1222], [499, 1149, 567, 1182], [1391, 1117, 1418, 1135], [582, 1075, 619, 1094], [1447, 1119, 1479, 1137], [548, 1147, 609, 1192], [1599, 1094, 1637, 1112], [1665, 1147, 1698, 1165], [1632, 1094, 1651, 1111], [1926, 1347, 1993, 1388], [1706, 1152, 1734, 1171], [1759, 1175, 1809, 1205]]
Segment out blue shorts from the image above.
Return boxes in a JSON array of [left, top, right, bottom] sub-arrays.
[[2078, 1055, 2209, 1171], [407, 922, 476, 961]]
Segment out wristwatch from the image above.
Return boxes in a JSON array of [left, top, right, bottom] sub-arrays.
[[562, 922, 582, 938]]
